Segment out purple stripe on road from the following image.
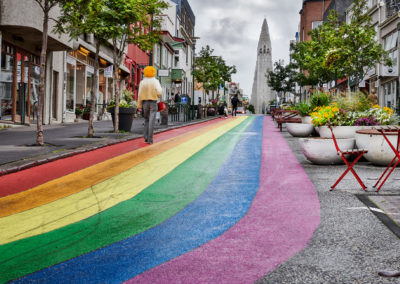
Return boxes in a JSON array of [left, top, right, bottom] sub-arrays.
[[128, 116, 320, 284]]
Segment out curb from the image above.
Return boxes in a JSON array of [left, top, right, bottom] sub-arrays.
[[0, 116, 222, 177]]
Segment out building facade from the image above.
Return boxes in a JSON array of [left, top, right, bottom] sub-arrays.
[[299, 0, 332, 42]]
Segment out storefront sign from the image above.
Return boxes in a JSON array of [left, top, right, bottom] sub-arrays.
[[158, 69, 169, 77], [105, 65, 113, 78], [86, 66, 94, 74], [66, 56, 76, 66]]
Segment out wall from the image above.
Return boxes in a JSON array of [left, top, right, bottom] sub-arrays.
[[299, 0, 332, 42]]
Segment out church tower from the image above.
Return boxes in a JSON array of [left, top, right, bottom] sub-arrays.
[[250, 19, 274, 114]]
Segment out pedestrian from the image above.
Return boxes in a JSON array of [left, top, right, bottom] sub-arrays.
[[231, 94, 239, 117], [138, 66, 162, 144], [174, 93, 181, 104], [223, 102, 228, 118]]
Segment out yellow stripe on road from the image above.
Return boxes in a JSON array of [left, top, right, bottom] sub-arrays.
[[0, 117, 247, 245]]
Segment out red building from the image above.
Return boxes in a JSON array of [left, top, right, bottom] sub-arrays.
[[125, 44, 150, 101], [299, 0, 332, 42]]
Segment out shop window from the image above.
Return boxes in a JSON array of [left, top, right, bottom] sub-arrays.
[[0, 52, 14, 120], [66, 63, 75, 111]]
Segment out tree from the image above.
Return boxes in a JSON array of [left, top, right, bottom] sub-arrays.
[[102, 0, 167, 132], [57, 0, 107, 137], [267, 60, 296, 102], [323, 0, 391, 86], [194, 45, 236, 101], [290, 0, 391, 90], [33, 0, 64, 145]]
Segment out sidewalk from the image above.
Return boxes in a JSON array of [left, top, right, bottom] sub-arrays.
[[0, 116, 221, 175]]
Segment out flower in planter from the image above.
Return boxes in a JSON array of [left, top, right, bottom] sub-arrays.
[[353, 116, 380, 126], [107, 89, 137, 110], [75, 106, 83, 116], [310, 105, 340, 126]]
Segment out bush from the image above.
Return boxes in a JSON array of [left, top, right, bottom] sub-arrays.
[[310, 91, 330, 110], [295, 102, 311, 116], [331, 91, 370, 112]]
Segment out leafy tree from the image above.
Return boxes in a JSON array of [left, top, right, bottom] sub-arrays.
[[57, 0, 107, 137], [323, 0, 391, 85], [267, 60, 296, 102], [103, 0, 167, 132], [33, 0, 65, 145], [194, 45, 236, 101], [290, 0, 390, 90]]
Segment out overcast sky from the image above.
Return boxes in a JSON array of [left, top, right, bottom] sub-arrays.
[[190, 0, 303, 97]]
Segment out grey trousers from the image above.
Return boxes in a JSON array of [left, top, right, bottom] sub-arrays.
[[143, 100, 157, 143]]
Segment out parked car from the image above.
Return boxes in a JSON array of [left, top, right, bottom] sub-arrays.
[[236, 107, 245, 114]]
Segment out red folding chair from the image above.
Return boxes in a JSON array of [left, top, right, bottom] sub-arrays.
[[328, 124, 368, 191]]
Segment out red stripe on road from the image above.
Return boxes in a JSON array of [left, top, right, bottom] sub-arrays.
[[0, 118, 224, 197]]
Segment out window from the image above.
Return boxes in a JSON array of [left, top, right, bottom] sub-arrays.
[[66, 63, 75, 111], [383, 80, 396, 108], [386, 0, 400, 18], [384, 31, 398, 51], [174, 50, 179, 68], [0, 51, 14, 120], [312, 21, 322, 30]]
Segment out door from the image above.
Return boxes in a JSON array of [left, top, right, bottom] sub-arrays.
[[14, 52, 30, 124]]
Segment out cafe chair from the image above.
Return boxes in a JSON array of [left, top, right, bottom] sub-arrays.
[[328, 124, 368, 191]]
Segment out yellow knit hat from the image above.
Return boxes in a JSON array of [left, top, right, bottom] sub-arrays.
[[144, 66, 156, 78]]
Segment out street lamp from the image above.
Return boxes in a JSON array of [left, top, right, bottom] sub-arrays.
[[191, 36, 200, 120]]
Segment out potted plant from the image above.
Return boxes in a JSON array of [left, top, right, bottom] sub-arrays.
[[82, 106, 91, 120], [355, 105, 399, 165], [107, 89, 137, 132], [75, 106, 83, 120], [295, 102, 312, 124]]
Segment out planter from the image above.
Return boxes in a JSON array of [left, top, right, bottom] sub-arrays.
[[355, 129, 398, 166], [82, 113, 90, 120], [299, 137, 355, 165], [318, 125, 374, 139], [301, 116, 312, 124], [207, 107, 216, 116], [286, 123, 314, 137], [109, 107, 136, 132]]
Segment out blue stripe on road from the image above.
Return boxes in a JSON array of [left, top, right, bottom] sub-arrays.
[[17, 116, 263, 284]]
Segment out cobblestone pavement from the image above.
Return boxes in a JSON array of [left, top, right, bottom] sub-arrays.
[[258, 124, 400, 284]]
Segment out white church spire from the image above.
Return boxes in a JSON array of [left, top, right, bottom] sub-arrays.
[[251, 18, 274, 114]]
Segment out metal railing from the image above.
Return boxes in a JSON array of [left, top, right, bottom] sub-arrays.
[[168, 103, 197, 122]]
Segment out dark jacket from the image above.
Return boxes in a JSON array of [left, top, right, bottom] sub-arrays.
[[231, 96, 239, 107]]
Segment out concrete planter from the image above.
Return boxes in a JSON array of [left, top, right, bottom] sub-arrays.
[[318, 126, 373, 139], [301, 116, 312, 124], [286, 123, 314, 137], [355, 131, 397, 166], [299, 137, 355, 165]]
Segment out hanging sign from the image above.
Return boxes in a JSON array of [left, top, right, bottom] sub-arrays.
[[104, 65, 113, 78]]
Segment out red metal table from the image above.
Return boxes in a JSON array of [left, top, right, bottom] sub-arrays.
[[357, 126, 400, 191]]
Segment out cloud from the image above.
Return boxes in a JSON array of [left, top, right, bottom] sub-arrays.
[[190, 0, 302, 96]]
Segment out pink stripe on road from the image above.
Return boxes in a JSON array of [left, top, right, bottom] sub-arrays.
[[128, 116, 320, 284]]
